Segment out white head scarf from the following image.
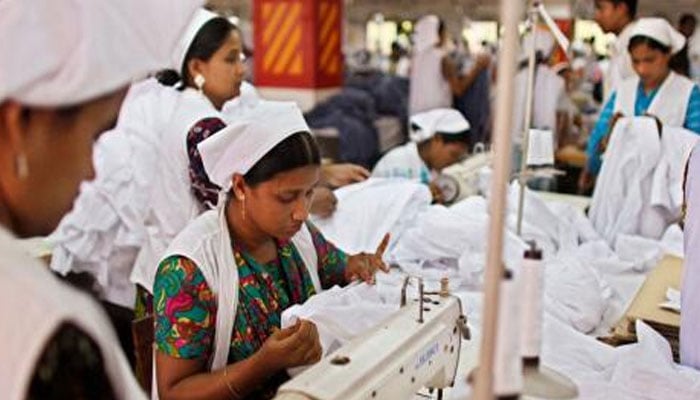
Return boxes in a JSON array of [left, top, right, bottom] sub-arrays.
[[628, 18, 687, 55], [171, 8, 220, 71], [199, 101, 311, 191], [409, 108, 471, 142], [413, 15, 441, 53], [0, 0, 202, 107]]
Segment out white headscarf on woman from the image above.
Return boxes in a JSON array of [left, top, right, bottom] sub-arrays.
[[409, 108, 471, 142], [0, 0, 201, 106], [171, 8, 219, 71], [627, 17, 686, 54]]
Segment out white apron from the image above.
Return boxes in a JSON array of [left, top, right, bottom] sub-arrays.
[[131, 88, 222, 291], [409, 46, 452, 115], [0, 227, 145, 400], [155, 204, 321, 371], [682, 143, 700, 369], [614, 71, 695, 126]]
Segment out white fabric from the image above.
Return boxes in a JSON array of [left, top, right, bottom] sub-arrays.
[[682, 143, 700, 369], [171, 8, 219, 70], [312, 179, 431, 255], [221, 81, 261, 117], [650, 127, 699, 219], [628, 18, 687, 54], [589, 117, 666, 244], [0, 0, 201, 106], [413, 15, 440, 53], [0, 227, 146, 400], [131, 88, 221, 290], [512, 65, 565, 145], [157, 206, 320, 373], [614, 72, 695, 127], [281, 283, 398, 375], [49, 79, 180, 308], [409, 108, 470, 142], [409, 46, 452, 114], [372, 142, 433, 183], [520, 28, 555, 62], [199, 101, 309, 190]]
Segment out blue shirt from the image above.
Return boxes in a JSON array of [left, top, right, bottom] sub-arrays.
[[586, 84, 700, 174]]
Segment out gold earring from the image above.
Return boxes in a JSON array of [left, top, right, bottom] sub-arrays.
[[15, 154, 28, 180]]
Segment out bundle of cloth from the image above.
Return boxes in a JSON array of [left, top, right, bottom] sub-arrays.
[[589, 116, 698, 245], [304, 88, 380, 168]]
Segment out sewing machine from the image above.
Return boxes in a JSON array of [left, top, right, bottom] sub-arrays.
[[274, 278, 470, 400]]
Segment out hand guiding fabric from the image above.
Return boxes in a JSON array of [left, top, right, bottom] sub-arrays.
[[345, 233, 391, 284]]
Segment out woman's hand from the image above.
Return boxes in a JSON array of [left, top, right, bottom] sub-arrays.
[[346, 233, 391, 283], [310, 187, 337, 218], [258, 320, 322, 370], [321, 163, 370, 188]]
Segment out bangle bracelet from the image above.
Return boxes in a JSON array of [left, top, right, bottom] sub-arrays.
[[221, 366, 242, 399]]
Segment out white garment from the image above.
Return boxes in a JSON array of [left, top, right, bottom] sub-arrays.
[[281, 283, 398, 374], [311, 178, 431, 255], [131, 88, 221, 290], [409, 46, 452, 114], [0, 227, 145, 400], [50, 79, 180, 308], [412, 15, 440, 53], [589, 117, 664, 243], [606, 22, 636, 96], [682, 142, 700, 369], [512, 65, 565, 145], [650, 127, 699, 219], [372, 142, 432, 183], [156, 206, 320, 372], [614, 72, 695, 126], [0, 0, 201, 106]]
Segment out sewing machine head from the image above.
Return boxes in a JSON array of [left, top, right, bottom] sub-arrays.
[[275, 277, 470, 400]]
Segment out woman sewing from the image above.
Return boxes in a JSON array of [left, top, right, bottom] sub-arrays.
[[579, 17, 700, 192], [153, 101, 389, 400]]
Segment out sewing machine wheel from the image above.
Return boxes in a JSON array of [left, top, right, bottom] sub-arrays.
[[435, 174, 460, 204]]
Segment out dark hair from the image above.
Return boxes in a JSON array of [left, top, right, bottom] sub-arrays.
[[628, 35, 672, 54], [612, 0, 637, 18], [244, 131, 321, 187], [156, 17, 237, 89], [680, 13, 697, 26], [435, 131, 471, 145]]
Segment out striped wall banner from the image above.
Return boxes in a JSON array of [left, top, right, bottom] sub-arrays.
[[317, 1, 341, 75], [260, 0, 304, 76]]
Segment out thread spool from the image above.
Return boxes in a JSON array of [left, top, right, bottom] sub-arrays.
[[494, 269, 523, 399]]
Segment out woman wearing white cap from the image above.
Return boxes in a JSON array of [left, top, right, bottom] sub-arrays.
[[580, 18, 700, 193], [372, 108, 471, 201], [409, 15, 491, 115], [0, 0, 199, 398], [151, 101, 389, 400]]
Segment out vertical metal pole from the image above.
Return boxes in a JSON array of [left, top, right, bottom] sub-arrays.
[[516, 2, 539, 236], [472, 0, 524, 398]]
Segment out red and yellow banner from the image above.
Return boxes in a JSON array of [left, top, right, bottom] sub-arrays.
[[254, 0, 343, 88]]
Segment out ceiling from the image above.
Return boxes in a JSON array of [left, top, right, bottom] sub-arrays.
[[215, 0, 700, 23]]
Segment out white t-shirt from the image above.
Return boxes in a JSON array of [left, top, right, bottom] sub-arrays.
[[409, 46, 452, 114], [372, 142, 433, 184]]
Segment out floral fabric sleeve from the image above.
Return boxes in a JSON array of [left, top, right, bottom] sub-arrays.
[[306, 222, 348, 288], [153, 255, 217, 360]]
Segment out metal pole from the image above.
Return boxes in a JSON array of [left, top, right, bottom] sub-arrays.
[[472, 0, 524, 398], [516, 2, 539, 236]]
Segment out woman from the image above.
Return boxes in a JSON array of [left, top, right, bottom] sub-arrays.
[[133, 11, 368, 292], [0, 0, 199, 398], [152, 101, 388, 399], [372, 108, 470, 201], [580, 17, 700, 192], [409, 15, 491, 115]]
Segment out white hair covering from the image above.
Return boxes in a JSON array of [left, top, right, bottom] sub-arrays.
[[521, 28, 556, 62], [199, 101, 311, 191], [628, 17, 687, 54], [413, 15, 441, 53], [0, 0, 202, 107], [171, 8, 219, 71], [409, 108, 471, 142]]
